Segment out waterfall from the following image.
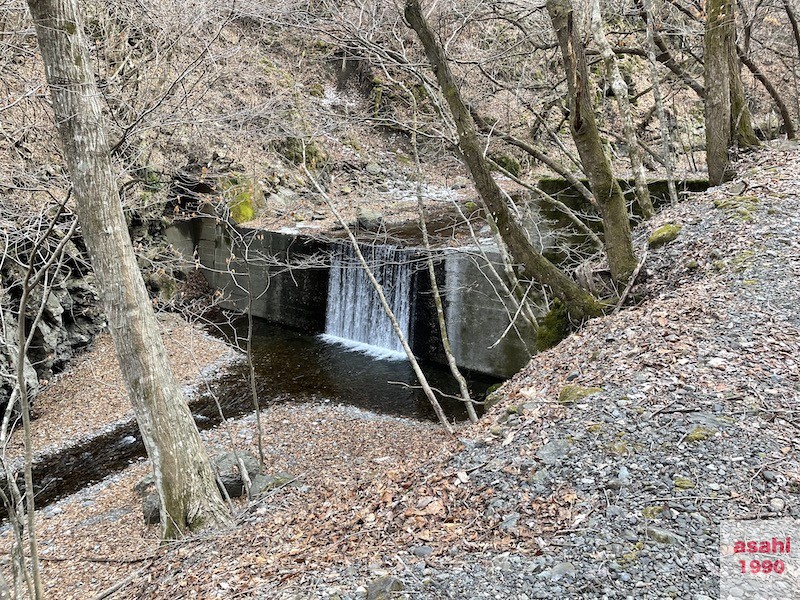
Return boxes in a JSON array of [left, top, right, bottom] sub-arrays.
[[322, 242, 412, 360]]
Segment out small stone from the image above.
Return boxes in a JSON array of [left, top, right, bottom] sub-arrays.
[[499, 512, 520, 531], [558, 384, 602, 404], [410, 545, 433, 558], [213, 451, 262, 498], [646, 526, 683, 545], [642, 505, 665, 519], [536, 438, 570, 466], [673, 476, 696, 490], [250, 472, 295, 497], [366, 575, 404, 600], [142, 492, 160, 525], [548, 562, 575, 581], [769, 498, 786, 512], [762, 470, 779, 482], [356, 207, 384, 231], [365, 162, 381, 175], [451, 176, 469, 189], [686, 426, 715, 442], [707, 357, 726, 370]]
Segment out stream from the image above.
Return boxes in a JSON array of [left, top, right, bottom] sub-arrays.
[[15, 317, 498, 513]]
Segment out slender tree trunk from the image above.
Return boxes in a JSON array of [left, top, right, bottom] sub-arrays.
[[404, 0, 603, 321], [546, 0, 639, 287], [26, 0, 232, 539], [783, 0, 800, 62], [643, 0, 680, 204], [728, 25, 760, 148], [636, 0, 707, 98], [705, 0, 734, 184], [589, 0, 654, 218]]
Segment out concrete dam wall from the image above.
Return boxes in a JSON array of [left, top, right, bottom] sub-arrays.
[[166, 216, 536, 378]]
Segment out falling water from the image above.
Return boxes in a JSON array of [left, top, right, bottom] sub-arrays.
[[322, 242, 413, 359]]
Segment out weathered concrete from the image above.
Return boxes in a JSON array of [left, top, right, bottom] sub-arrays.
[[440, 248, 536, 378], [169, 214, 329, 332], [168, 215, 536, 377]]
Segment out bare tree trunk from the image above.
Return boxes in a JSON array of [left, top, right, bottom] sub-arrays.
[[643, 0, 679, 204], [728, 25, 760, 148], [546, 0, 639, 287], [635, 0, 707, 98], [705, 0, 735, 184], [783, 0, 800, 63], [26, 0, 232, 539], [589, 0, 654, 218], [417, 201, 477, 423], [404, 0, 604, 321]]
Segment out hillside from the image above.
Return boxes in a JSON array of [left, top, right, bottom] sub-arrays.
[[3, 0, 800, 596], [13, 143, 798, 598]]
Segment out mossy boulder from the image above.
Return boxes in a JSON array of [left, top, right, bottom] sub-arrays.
[[713, 195, 760, 222], [648, 223, 682, 248], [559, 384, 603, 405], [219, 174, 266, 224], [642, 505, 666, 519]]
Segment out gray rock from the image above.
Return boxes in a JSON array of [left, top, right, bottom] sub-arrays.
[[499, 512, 520, 531], [143, 492, 160, 525], [646, 526, 683, 545], [548, 562, 575, 581], [536, 438, 570, 466], [213, 451, 262, 498], [365, 162, 381, 175], [269, 186, 299, 214], [250, 472, 295, 497], [134, 473, 155, 497], [357, 207, 384, 231], [451, 176, 469, 189], [366, 575, 404, 600], [410, 545, 433, 558]]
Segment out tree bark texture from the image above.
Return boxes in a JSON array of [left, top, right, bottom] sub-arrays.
[[704, 0, 734, 184], [589, 0, 654, 219], [546, 0, 638, 287], [26, 0, 232, 539], [404, 0, 603, 321], [727, 29, 759, 148]]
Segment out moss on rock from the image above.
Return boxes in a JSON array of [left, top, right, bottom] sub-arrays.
[[558, 384, 603, 405], [489, 151, 521, 177], [648, 223, 682, 248], [277, 137, 328, 167], [685, 426, 715, 442], [220, 174, 266, 224], [536, 301, 571, 351]]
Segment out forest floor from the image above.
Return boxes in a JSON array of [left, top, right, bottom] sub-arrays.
[[3, 141, 800, 599]]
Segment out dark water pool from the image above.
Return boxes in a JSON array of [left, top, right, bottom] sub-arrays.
[[207, 318, 501, 423]]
